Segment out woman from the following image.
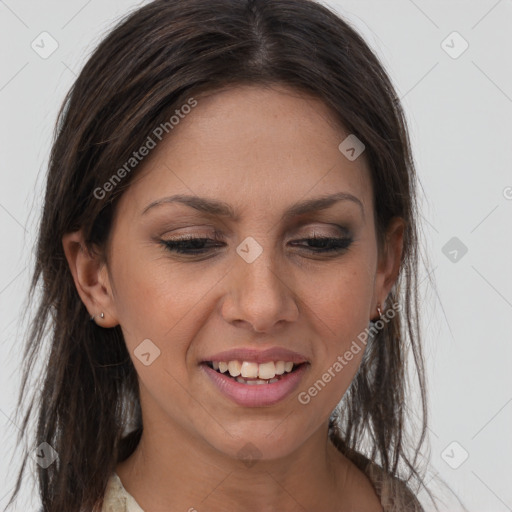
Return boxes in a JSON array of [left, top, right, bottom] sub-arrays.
[[7, 0, 435, 510]]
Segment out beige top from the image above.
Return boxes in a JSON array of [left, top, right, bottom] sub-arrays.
[[102, 463, 423, 511], [102, 472, 144, 512]]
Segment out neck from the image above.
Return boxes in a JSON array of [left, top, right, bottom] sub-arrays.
[[116, 422, 353, 511]]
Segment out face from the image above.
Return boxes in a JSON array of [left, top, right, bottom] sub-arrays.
[[76, 84, 402, 462]]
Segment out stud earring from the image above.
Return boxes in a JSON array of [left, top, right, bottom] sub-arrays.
[[90, 312, 105, 321], [377, 304, 383, 319]]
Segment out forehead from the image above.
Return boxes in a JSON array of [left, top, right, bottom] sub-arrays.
[[115, 84, 373, 223]]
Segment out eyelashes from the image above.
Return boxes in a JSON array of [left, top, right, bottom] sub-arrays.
[[159, 234, 353, 257]]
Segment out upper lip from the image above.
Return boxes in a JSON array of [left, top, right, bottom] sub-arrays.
[[201, 347, 309, 365]]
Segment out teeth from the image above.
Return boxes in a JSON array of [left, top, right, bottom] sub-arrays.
[[212, 359, 298, 379], [235, 377, 279, 385], [240, 361, 259, 378], [275, 361, 285, 375], [228, 360, 241, 377], [258, 361, 276, 380]]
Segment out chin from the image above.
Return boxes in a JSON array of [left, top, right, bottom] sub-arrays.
[[203, 422, 309, 463]]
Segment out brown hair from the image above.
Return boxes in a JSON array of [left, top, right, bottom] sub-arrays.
[[6, 1, 435, 510]]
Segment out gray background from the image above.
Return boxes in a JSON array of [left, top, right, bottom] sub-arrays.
[[1, 0, 511, 510]]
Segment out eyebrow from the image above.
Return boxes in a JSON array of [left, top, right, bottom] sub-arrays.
[[141, 192, 364, 221]]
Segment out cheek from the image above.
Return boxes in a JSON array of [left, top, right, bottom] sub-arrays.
[[304, 261, 375, 340], [297, 259, 375, 402], [111, 251, 220, 365]]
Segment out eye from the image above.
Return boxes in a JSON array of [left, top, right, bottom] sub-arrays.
[[160, 234, 225, 255], [160, 233, 352, 256], [290, 235, 353, 253]]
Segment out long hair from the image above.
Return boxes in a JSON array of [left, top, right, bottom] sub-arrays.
[[6, 1, 434, 510]]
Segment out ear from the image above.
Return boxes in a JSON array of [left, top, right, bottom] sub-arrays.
[[62, 230, 119, 327], [371, 217, 405, 318]]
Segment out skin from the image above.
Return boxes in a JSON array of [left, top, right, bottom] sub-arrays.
[[63, 84, 403, 511]]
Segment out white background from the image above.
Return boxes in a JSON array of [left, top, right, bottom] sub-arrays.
[[1, 1, 511, 510]]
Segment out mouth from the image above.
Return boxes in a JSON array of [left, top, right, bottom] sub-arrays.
[[200, 359, 310, 407], [202, 360, 307, 385]]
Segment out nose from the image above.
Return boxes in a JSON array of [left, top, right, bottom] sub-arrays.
[[220, 243, 300, 333]]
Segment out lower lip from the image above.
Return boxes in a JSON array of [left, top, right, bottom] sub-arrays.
[[200, 363, 309, 407]]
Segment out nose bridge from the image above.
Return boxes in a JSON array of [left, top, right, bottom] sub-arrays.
[[236, 234, 285, 299], [222, 234, 299, 330]]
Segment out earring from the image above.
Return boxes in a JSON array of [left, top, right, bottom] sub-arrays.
[[377, 304, 383, 319], [90, 312, 105, 321]]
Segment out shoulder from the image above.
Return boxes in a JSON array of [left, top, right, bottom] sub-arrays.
[[363, 461, 425, 512]]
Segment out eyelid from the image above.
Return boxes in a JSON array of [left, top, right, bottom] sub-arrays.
[[291, 223, 352, 240], [160, 234, 353, 257], [159, 228, 351, 245], [160, 221, 351, 234]]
